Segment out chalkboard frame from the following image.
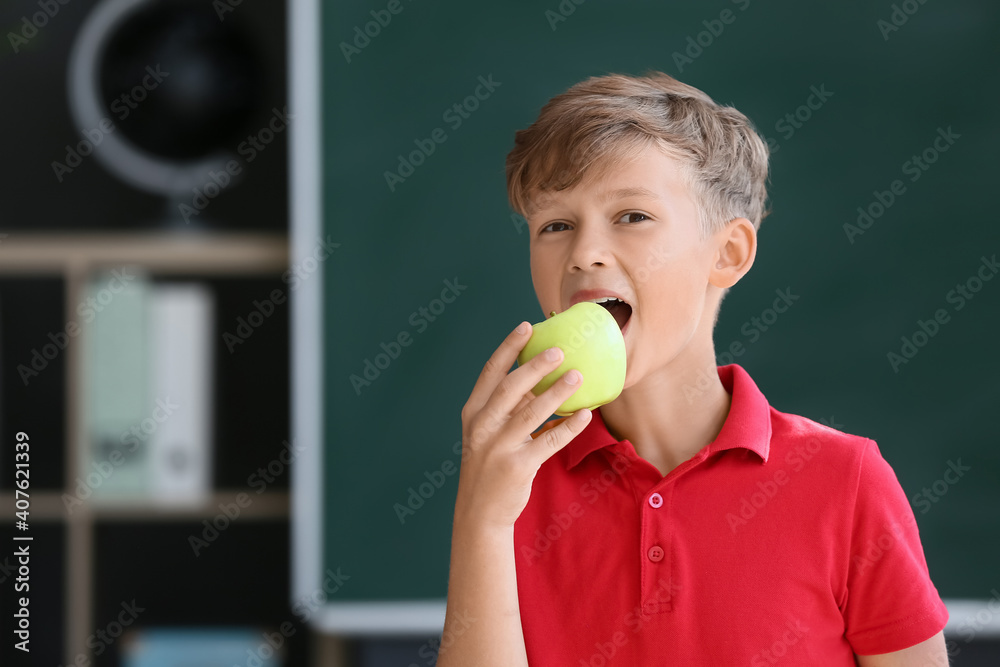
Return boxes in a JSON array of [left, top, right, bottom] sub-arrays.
[[292, 0, 1000, 638]]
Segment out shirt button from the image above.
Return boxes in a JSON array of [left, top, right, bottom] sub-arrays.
[[648, 492, 663, 508], [647, 545, 664, 562]]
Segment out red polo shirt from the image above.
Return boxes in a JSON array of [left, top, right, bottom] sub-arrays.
[[515, 363, 948, 665]]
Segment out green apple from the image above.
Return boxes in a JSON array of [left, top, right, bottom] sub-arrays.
[[517, 301, 627, 416]]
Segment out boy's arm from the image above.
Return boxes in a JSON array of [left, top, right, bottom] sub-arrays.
[[437, 522, 524, 665], [855, 630, 948, 666], [437, 322, 592, 667]]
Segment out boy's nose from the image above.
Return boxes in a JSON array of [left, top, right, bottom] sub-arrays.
[[568, 225, 614, 272]]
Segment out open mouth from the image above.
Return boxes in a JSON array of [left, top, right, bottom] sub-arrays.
[[590, 296, 633, 332]]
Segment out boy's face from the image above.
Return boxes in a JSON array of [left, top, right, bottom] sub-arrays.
[[526, 144, 733, 388]]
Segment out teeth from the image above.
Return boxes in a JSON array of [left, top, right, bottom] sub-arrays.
[[587, 296, 626, 305]]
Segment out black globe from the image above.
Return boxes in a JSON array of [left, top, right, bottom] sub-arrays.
[[98, 0, 262, 161]]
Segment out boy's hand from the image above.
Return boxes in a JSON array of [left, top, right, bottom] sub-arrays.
[[455, 321, 593, 530]]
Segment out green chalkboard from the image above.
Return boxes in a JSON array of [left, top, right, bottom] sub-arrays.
[[311, 0, 1000, 627]]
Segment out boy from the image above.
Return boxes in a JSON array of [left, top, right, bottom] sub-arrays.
[[439, 71, 948, 665]]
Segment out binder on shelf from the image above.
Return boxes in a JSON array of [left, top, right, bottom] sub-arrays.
[[80, 271, 214, 506], [147, 283, 214, 506], [81, 268, 152, 502]]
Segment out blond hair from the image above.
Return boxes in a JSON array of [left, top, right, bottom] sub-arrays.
[[506, 71, 771, 239]]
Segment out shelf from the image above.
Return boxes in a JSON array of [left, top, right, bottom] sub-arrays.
[[0, 231, 288, 273], [0, 228, 294, 666], [0, 491, 289, 521]]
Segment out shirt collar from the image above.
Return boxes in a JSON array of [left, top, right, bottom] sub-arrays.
[[563, 363, 772, 470]]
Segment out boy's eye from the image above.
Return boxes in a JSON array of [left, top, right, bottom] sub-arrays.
[[541, 212, 648, 233], [618, 211, 649, 224], [540, 221, 571, 233]]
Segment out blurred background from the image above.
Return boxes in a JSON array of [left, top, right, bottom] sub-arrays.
[[2, 0, 999, 666]]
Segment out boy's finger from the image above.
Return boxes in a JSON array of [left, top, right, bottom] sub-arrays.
[[497, 367, 585, 445], [512, 390, 535, 417], [477, 343, 572, 437], [464, 321, 532, 418], [524, 401, 592, 468]]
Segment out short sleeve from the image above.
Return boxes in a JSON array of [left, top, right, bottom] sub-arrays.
[[843, 439, 949, 655]]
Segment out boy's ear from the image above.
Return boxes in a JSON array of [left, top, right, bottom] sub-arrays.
[[709, 217, 756, 289]]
